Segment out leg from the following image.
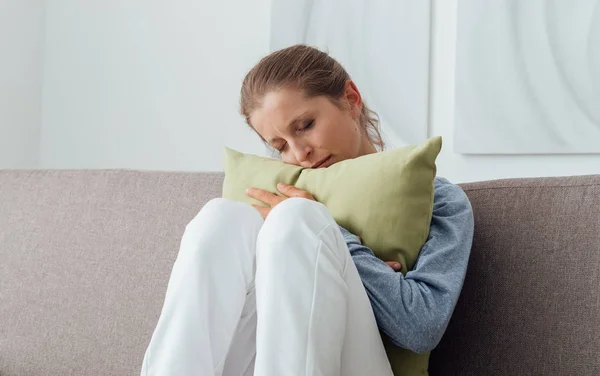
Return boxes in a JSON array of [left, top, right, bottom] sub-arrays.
[[140, 198, 263, 376], [253, 198, 393, 376], [221, 287, 258, 376]]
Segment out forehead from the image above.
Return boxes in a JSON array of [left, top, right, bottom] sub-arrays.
[[251, 89, 307, 123], [250, 89, 314, 141]]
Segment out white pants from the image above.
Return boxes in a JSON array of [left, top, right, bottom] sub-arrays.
[[140, 197, 393, 376]]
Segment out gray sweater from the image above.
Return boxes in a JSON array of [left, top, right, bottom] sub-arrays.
[[338, 177, 474, 354]]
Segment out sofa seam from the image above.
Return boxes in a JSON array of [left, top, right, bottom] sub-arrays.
[[462, 183, 600, 192]]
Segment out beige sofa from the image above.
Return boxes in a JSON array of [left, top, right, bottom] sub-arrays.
[[1, 170, 599, 375]]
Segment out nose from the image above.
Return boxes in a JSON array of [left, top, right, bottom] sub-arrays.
[[290, 141, 313, 165]]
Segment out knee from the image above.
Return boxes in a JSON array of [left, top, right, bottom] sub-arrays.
[[269, 197, 331, 228], [182, 198, 262, 261], [256, 198, 347, 274], [257, 198, 337, 257], [186, 198, 261, 233]]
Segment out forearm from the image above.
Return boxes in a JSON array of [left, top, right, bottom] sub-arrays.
[[349, 244, 463, 353], [339, 177, 475, 352]]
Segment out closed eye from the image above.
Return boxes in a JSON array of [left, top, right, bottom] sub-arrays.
[[274, 119, 314, 153], [300, 120, 314, 131]]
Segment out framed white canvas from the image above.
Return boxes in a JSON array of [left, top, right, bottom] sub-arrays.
[[455, 0, 600, 154]]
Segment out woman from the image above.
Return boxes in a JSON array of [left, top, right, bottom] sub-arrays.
[[141, 44, 474, 376]]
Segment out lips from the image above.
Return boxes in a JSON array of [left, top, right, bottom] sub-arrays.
[[313, 155, 332, 169]]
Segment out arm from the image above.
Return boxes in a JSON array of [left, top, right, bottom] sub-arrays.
[[339, 177, 474, 353]]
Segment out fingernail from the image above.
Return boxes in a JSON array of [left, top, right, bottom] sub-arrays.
[[246, 188, 251, 194], [277, 182, 285, 188], [394, 263, 401, 268]]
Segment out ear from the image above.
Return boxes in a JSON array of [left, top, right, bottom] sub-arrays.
[[344, 80, 363, 118]]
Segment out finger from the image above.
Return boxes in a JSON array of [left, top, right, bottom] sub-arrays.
[[252, 204, 270, 220], [385, 261, 402, 271], [246, 187, 285, 207], [276, 182, 315, 200]]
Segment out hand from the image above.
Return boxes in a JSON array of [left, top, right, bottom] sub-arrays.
[[356, 236, 402, 272], [246, 182, 316, 219], [386, 261, 403, 272]]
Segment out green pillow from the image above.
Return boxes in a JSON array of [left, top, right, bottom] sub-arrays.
[[221, 136, 442, 376], [222, 136, 441, 271]]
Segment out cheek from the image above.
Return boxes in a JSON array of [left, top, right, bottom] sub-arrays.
[[281, 153, 298, 165], [344, 122, 365, 155], [341, 119, 362, 145], [314, 113, 358, 151]]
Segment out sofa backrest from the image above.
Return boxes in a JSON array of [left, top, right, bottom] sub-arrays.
[[430, 175, 600, 375], [1, 170, 224, 376], [1, 171, 599, 375]]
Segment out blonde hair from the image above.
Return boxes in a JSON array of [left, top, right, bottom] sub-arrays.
[[239, 44, 384, 151]]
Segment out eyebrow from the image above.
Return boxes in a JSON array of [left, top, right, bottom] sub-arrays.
[[267, 111, 309, 144]]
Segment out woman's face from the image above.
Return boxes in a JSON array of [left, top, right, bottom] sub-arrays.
[[250, 81, 376, 168]]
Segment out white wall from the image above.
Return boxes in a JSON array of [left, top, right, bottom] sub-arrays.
[[0, 0, 44, 168], [40, 0, 269, 171], [23, 0, 600, 182]]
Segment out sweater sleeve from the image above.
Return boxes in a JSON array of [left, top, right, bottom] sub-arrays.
[[339, 177, 474, 353]]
